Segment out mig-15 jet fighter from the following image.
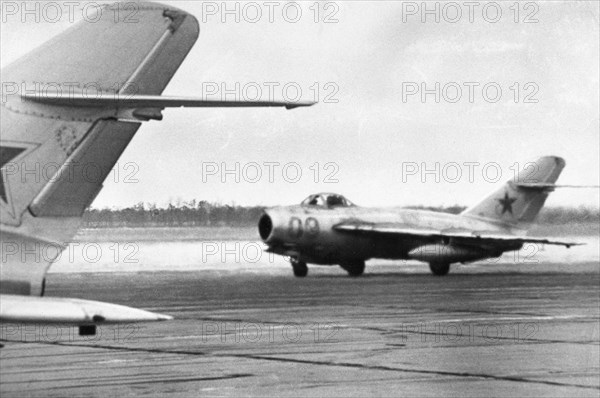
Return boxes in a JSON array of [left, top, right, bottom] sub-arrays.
[[259, 156, 583, 277]]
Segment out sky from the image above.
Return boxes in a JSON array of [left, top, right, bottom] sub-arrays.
[[1, 1, 599, 209]]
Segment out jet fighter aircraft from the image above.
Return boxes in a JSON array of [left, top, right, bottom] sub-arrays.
[[0, 2, 313, 335], [259, 156, 583, 277]]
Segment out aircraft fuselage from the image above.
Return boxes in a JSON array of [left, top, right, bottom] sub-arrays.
[[260, 205, 522, 265]]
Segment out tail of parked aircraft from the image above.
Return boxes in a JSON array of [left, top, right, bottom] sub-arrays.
[[1, 3, 202, 297], [1, 1, 313, 331], [461, 156, 566, 228]]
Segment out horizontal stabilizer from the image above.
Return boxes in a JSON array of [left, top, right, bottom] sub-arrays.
[[514, 183, 600, 190], [21, 92, 316, 110], [0, 294, 172, 324]]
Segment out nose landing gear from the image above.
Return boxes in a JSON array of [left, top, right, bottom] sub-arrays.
[[340, 261, 365, 277], [290, 258, 308, 277]]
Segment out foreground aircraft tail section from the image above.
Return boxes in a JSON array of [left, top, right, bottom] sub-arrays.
[[460, 156, 566, 228], [2, 2, 305, 330], [1, 3, 200, 302], [1, 2, 200, 228]]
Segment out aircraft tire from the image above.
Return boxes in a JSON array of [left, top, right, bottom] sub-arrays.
[[429, 262, 450, 276], [291, 259, 308, 277], [340, 261, 365, 277]]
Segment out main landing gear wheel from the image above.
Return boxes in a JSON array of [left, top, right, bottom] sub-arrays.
[[429, 262, 450, 276], [340, 261, 365, 277], [291, 259, 308, 277]]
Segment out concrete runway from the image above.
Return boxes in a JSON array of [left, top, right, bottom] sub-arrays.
[[1, 262, 599, 397]]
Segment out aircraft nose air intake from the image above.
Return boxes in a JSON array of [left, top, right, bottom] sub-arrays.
[[258, 214, 273, 241]]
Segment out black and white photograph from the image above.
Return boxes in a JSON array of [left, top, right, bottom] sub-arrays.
[[0, 1, 598, 396]]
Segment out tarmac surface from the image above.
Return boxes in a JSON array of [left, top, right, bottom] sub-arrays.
[[1, 260, 599, 397]]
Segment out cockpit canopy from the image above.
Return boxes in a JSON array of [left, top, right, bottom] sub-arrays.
[[300, 193, 355, 208]]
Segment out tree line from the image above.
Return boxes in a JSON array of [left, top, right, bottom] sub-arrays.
[[81, 201, 599, 228]]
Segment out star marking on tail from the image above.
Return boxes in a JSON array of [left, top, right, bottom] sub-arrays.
[[0, 142, 39, 219], [497, 191, 517, 215], [0, 146, 27, 204]]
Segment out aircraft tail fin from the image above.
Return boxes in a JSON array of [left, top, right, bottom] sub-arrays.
[[461, 156, 566, 228], [0, 2, 199, 298], [1, 2, 199, 227]]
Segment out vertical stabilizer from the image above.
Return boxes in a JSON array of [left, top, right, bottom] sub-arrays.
[[461, 156, 565, 228]]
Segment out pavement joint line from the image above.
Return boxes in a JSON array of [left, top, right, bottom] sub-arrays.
[[224, 353, 600, 391], [2, 339, 598, 392]]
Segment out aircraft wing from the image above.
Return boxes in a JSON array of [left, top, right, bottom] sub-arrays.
[[333, 223, 583, 248], [1, 295, 172, 325]]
